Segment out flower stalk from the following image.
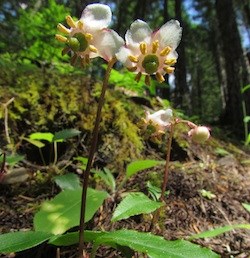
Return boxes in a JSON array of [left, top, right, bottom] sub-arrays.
[[160, 122, 175, 201], [78, 57, 117, 258]]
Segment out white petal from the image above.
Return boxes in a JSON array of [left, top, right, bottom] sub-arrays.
[[155, 20, 182, 50], [116, 46, 134, 67], [81, 4, 112, 31], [160, 109, 173, 122], [167, 50, 178, 59], [93, 29, 125, 61], [125, 19, 152, 47], [147, 109, 172, 127]]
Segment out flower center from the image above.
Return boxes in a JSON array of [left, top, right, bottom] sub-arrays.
[[67, 33, 89, 52], [142, 54, 159, 74]]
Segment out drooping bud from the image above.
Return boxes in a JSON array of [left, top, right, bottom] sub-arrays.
[[188, 126, 210, 143]]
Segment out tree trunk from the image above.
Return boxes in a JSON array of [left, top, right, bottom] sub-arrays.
[[215, 0, 249, 137], [174, 0, 189, 111], [156, 0, 170, 99], [133, 0, 148, 20]]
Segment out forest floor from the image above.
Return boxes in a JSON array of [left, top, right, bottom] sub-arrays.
[[0, 135, 250, 258]]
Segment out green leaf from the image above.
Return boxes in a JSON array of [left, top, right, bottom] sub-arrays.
[[0, 154, 24, 166], [53, 129, 81, 142], [92, 168, 116, 192], [94, 230, 219, 258], [49, 230, 218, 257], [188, 224, 250, 240], [49, 231, 105, 246], [111, 192, 162, 222], [0, 231, 52, 253], [242, 203, 250, 213], [147, 181, 169, 201], [74, 156, 88, 170], [29, 132, 54, 143], [241, 84, 250, 93], [34, 188, 108, 235], [214, 147, 230, 156], [22, 137, 45, 148], [126, 160, 164, 179], [54, 173, 81, 191]]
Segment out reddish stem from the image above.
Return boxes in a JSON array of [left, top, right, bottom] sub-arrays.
[[78, 58, 116, 258]]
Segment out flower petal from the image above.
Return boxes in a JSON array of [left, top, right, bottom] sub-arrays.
[[125, 19, 152, 47], [93, 29, 125, 61], [147, 109, 173, 128], [116, 46, 134, 67], [155, 20, 182, 50], [80, 4, 112, 31]]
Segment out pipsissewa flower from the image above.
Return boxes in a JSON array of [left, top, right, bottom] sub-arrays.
[[117, 19, 182, 85], [55, 4, 124, 64], [144, 108, 173, 134]]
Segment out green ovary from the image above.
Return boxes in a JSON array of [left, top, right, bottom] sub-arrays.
[[142, 55, 159, 74], [67, 33, 88, 52]]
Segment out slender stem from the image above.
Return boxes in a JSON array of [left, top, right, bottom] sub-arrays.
[[78, 58, 116, 258], [149, 123, 175, 232], [39, 148, 46, 166], [160, 123, 174, 201], [3, 97, 15, 145], [53, 141, 58, 165]]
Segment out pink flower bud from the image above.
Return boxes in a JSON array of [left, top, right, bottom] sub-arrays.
[[188, 126, 210, 143]]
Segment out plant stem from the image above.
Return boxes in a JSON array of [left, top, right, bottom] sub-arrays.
[[53, 141, 58, 165], [160, 123, 174, 201], [2, 97, 15, 146], [78, 58, 116, 258], [149, 123, 175, 232]]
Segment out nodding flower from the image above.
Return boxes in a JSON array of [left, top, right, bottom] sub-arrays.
[[144, 109, 173, 133], [116, 19, 182, 85], [55, 4, 124, 65]]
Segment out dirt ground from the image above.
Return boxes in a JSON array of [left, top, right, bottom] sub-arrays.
[[0, 137, 250, 258]]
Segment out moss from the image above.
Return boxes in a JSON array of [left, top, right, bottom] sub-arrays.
[[0, 71, 145, 170]]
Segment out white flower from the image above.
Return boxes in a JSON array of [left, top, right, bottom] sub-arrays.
[[188, 126, 210, 143], [116, 19, 182, 85], [55, 4, 124, 64], [145, 109, 173, 130]]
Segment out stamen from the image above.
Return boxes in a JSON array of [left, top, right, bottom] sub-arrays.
[[152, 40, 159, 53], [164, 59, 177, 65], [55, 34, 67, 43], [85, 33, 93, 41], [145, 75, 151, 86], [62, 47, 70, 56], [156, 72, 165, 83], [70, 54, 78, 65], [160, 46, 171, 56], [164, 66, 175, 74], [139, 42, 147, 55], [135, 72, 142, 82], [129, 55, 139, 63], [66, 15, 77, 28], [57, 23, 70, 34], [89, 45, 98, 53], [127, 66, 137, 72], [77, 20, 84, 29]]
